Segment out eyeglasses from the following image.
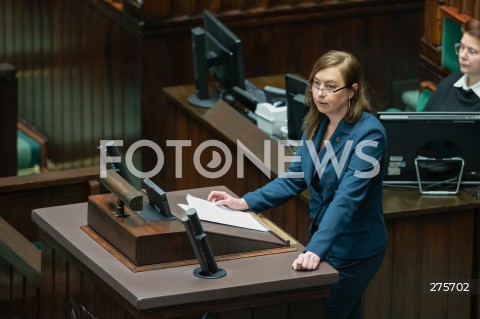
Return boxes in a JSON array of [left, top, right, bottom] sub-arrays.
[[454, 43, 479, 56], [307, 83, 350, 95]]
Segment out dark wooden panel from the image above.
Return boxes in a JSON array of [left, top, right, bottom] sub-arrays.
[[0, 259, 41, 319], [363, 209, 476, 319], [0, 63, 17, 177], [362, 222, 394, 319], [1, 0, 423, 168], [0, 217, 41, 319], [0, 0, 142, 168], [0, 166, 100, 241]]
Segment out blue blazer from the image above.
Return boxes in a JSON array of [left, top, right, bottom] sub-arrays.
[[244, 112, 387, 260]]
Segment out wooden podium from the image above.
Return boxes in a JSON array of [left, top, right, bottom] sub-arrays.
[[32, 185, 338, 318], [84, 186, 296, 272]]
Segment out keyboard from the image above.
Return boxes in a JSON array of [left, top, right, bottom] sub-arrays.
[[245, 79, 267, 103]]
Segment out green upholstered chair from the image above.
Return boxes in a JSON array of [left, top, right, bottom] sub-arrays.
[[17, 131, 41, 174], [17, 122, 47, 175], [441, 16, 461, 73], [416, 86, 433, 112]]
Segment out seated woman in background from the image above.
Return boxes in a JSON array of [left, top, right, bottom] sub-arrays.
[[424, 18, 480, 112]]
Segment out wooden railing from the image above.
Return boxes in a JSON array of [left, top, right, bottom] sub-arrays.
[[0, 167, 101, 318], [0, 166, 100, 242], [0, 217, 41, 319]]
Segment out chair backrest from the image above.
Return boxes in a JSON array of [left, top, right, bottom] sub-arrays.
[[441, 16, 462, 72], [416, 87, 433, 112]]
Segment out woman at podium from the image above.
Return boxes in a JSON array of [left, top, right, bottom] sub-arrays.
[[208, 50, 387, 319]]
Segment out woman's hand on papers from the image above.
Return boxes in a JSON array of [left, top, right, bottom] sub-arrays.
[[207, 191, 249, 211]]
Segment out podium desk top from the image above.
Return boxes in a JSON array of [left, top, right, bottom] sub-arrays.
[[32, 186, 338, 311]]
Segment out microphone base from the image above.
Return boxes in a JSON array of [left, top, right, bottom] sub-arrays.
[[193, 267, 227, 279]]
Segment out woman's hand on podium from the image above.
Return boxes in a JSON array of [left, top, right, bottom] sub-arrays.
[[292, 251, 321, 271], [207, 191, 249, 211]]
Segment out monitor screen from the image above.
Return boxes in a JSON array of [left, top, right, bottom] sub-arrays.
[[188, 10, 245, 108], [378, 112, 480, 189], [285, 73, 308, 140]]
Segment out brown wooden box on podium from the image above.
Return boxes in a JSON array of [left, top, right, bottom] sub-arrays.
[[84, 186, 296, 272]]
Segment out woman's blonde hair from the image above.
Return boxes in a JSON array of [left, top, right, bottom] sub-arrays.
[[302, 50, 372, 139]]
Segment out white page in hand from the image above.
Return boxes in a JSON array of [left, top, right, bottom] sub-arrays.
[[186, 194, 268, 232]]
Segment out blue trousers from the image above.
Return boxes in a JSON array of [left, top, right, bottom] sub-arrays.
[[324, 250, 385, 319]]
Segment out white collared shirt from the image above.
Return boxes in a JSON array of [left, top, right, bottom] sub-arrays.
[[453, 74, 480, 97]]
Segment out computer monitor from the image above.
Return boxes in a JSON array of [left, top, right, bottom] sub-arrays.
[[188, 10, 245, 108], [285, 74, 308, 140], [378, 112, 480, 191]]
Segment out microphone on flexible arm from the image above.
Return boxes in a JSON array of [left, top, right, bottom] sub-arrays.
[[181, 208, 226, 279]]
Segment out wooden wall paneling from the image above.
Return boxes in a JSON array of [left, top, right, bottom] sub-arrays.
[[68, 261, 84, 319], [82, 270, 98, 318], [363, 209, 477, 319], [63, 0, 75, 168], [192, 0, 222, 16], [363, 222, 394, 319], [450, 0, 464, 11], [0, 258, 40, 319], [418, 211, 472, 319], [254, 302, 289, 319], [159, 97, 177, 192], [475, 208, 480, 319], [41, 0, 54, 150], [233, 4, 423, 109], [122, 0, 172, 21], [31, 1, 44, 128], [40, 240, 55, 318], [0, 217, 41, 319], [418, 213, 451, 318], [80, 1, 96, 168], [1, 0, 424, 168], [190, 112, 205, 189], [0, 63, 17, 177], [24, 279, 40, 319], [245, 153, 264, 198], [0, 0, 144, 168], [11, 269, 25, 317], [390, 217, 421, 319], [54, 250, 69, 318], [462, 0, 476, 16], [0, 0, 7, 60], [1, 183, 95, 242], [444, 210, 474, 318], [0, 167, 99, 241], [50, 0, 62, 164]]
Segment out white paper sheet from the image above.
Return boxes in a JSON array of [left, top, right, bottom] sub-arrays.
[[182, 194, 268, 232]]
